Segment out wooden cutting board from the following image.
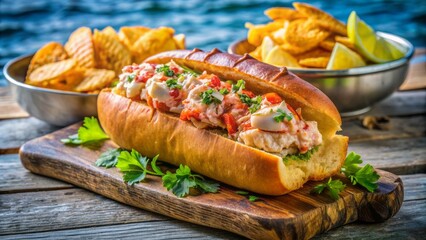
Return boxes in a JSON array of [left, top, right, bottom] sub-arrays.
[[19, 124, 403, 240]]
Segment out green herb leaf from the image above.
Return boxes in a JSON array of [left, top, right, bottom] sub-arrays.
[[235, 190, 249, 195], [232, 79, 245, 92], [156, 65, 174, 77], [248, 195, 260, 202], [200, 89, 222, 105], [95, 148, 123, 168], [116, 149, 161, 185], [341, 152, 380, 192], [181, 65, 199, 76], [283, 146, 319, 163], [311, 178, 346, 200], [166, 79, 182, 89], [249, 96, 262, 113], [150, 154, 164, 176], [61, 117, 109, 145], [162, 164, 219, 197], [273, 109, 293, 122], [127, 74, 135, 82], [219, 88, 229, 95]]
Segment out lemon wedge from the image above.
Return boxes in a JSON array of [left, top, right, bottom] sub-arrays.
[[264, 46, 301, 68], [261, 36, 276, 61], [347, 11, 405, 63], [326, 43, 366, 70]]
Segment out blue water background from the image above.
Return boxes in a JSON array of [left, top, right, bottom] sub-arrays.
[[1, 0, 425, 86]]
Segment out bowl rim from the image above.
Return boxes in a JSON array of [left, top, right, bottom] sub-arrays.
[[228, 31, 415, 77], [3, 54, 98, 96]]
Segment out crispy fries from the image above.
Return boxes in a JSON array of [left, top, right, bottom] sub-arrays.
[[25, 26, 186, 93]]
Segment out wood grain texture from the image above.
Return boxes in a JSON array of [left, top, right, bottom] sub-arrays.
[[0, 154, 72, 193], [18, 124, 404, 240], [0, 87, 29, 119], [400, 49, 426, 91], [0, 117, 60, 154]]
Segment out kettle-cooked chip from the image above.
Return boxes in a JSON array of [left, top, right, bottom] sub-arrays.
[[93, 29, 132, 75], [27, 42, 68, 80], [65, 27, 96, 68], [119, 26, 151, 48], [299, 57, 330, 68], [264, 7, 305, 21], [28, 59, 77, 84], [75, 68, 116, 92], [293, 2, 347, 36], [132, 27, 177, 63], [173, 33, 186, 50]]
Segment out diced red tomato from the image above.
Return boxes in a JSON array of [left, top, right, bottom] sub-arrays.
[[262, 93, 282, 104], [169, 89, 180, 98], [209, 75, 221, 88], [240, 121, 253, 131], [242, 90, 255, 98], [286, 103, 300, 121], [222, 113, 238, 134], [154, 101, 170, 112], [180, 108, 200, 120], [135, 71, 154, 83], [171, 66, 180, 74], [123, 66, 133, 73]]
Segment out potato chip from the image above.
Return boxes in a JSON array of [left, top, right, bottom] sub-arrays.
[[247, 21, 285, 46], [264, 7, 305, 21], [101, 26, 120, 41], [132, 27, 177, 63], [299, 57, 330, 68], [335, 36, 356, 50], [48, 70, 84, 91], [75, 68, 116, 92], [294, 47, 331, 60], [118, 26, 151, 49], [27, 42, 68, 80], [28, 59, 77, 84], [173, 33, 186, 50], [65, 27, 96, 68], [293, 2, 347, 36], [248, 46, 262, 60], [284, 19, 330, 52], [319, 40, 335, 51], [93, 29, 132, 74]]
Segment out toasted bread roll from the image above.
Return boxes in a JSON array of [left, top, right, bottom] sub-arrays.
[[98, 49, 348, 195]]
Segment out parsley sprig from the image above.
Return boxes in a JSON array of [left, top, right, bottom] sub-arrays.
[[239, 94, 262, 114], [232, 80, 245, 93], [61, 117, 109, 145], [273, 109, 293, 122], [341, 152, 380, 192], [96, 148, 220, 197], [311, 178, 346, 200], [163, 165, 220, 197]]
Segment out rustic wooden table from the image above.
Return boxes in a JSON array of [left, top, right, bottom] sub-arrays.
[[1, 50, 425, 239]]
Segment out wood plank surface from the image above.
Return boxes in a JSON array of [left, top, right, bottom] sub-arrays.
[[0, 87, 29, 119], [0, 154, 73, 193], [17, 124, 404, 240], [400, 48, 426, 91]]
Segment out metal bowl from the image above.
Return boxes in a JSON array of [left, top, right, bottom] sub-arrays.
[[3, 54, 98, 126], [228, 32, 414, 116]]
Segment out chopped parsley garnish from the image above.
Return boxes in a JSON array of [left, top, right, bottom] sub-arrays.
[[200, 89, 222, 105], [163, 164, 220, 197], [283, 146, 319, 162], [110, 80, 119, 87], [235, 190, 260, 202], [127, 74, 135, 82], [238, 94, 262, 114], [311, 178, 346, 200], [166, 79, 182, 89], [61, 117, 109, 145], [341, 152, 380, 192], [219, 88, 229, 95], [95, 148, 123, 168], [156, 65, 174, 77], [273, 109, 293, 122], [232, 79, 245, 92]]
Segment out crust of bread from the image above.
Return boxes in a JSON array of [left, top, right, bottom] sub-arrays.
[[98, 90, 348, 195], [145, 49, 341, 138]]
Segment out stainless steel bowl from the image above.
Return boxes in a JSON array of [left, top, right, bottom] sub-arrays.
[[228, 32, 415, 116], [3, 54, 98, 126]]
